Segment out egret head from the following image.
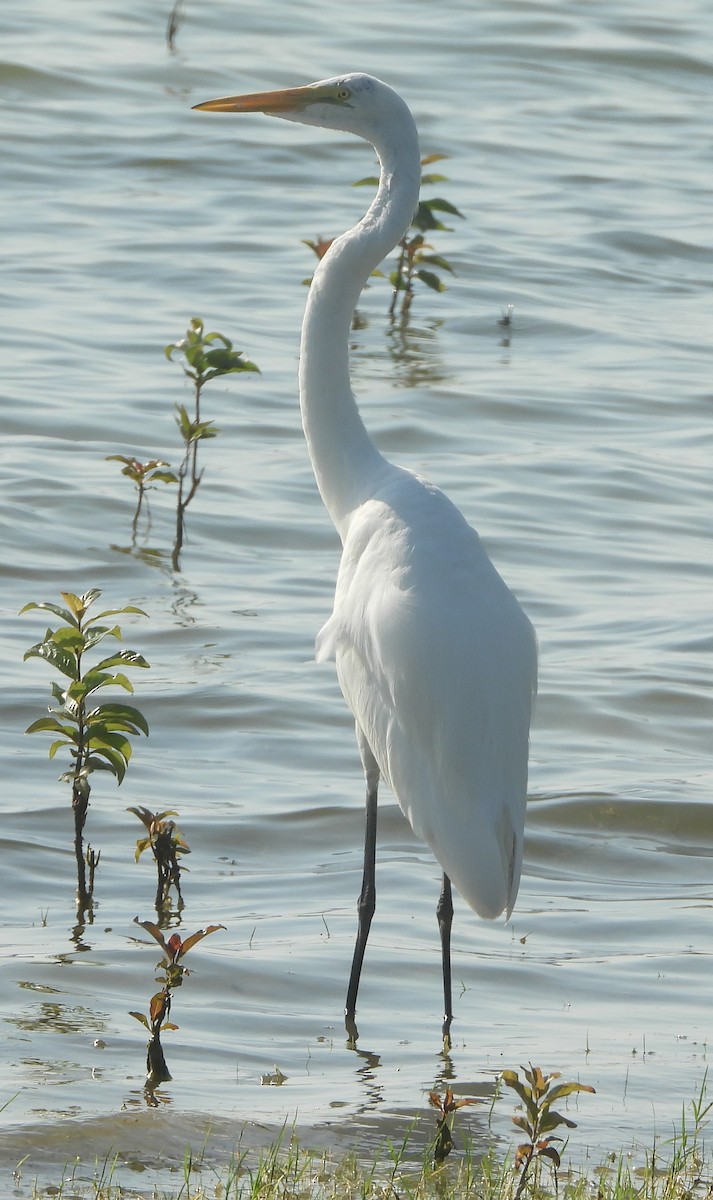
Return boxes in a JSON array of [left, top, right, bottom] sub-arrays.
[[193, 72, 414, 147]]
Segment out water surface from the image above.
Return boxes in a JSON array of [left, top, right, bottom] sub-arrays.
[[1, 0, 711, 1191]]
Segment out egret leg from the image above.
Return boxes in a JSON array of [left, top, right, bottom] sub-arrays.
[[437, 872, 454, 1050], [345, 736, 380, 1040]]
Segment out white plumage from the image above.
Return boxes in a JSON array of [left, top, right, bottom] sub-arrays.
[[194, 73, 537, 1044]]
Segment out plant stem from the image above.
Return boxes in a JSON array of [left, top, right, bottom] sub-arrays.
[[131, 482, 146, 541], [71, 647, 92, 906], [172, 379, 204, 570], [72, 781, 89, 905]]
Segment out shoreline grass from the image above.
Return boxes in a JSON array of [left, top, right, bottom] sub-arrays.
[[13, 1119, 713, 1200], [10, 1072, 712, 1199]]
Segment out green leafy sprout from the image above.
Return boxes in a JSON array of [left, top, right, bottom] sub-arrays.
[[21, 588, 150, 906], [165, 317, 259, 570], [303, 155, 463, 323], [501, 1064, 596, 1199], [355, 154, 464, 321]]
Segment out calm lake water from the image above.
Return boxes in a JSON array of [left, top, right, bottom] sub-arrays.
[[1, 0, 711, 1191]]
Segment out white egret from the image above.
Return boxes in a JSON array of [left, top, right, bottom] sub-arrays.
[[194, 74, 537, 1046]]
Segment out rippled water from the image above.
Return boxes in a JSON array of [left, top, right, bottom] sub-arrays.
[[1, 0, 711, 1191]]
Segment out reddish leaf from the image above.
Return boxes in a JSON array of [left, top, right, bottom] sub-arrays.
[[166, 932, 183, 961], [537, 1144, 562, 1168], [133, 916, 169, 957], [515, 1143, 533, 1169], [176, 924, 225, 958]]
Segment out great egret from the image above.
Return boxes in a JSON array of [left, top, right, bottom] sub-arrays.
[[194, 73, 537, 1046]]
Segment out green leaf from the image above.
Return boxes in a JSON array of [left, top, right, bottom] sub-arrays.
[[540, 1109, 577, 1133], [85, 744, 127, 783], [82, 625, 122, 652], [87, 729, 133, 759], [203, 361, 259, 382], [353, 175, 379, 187], [190, 420, 220, 441], [19, 601, 78, 628], [418, 253, 455, 274], [93, 650, 150, 672], [500, 1072, 538, 1121], [546, 1081, 596, 1104], [72, 670, 112, 699], [89, 703, 149, 736], [202, 347, 241, 370], [25, 716, 77, 738], [83, 754, 120, 776], [174, 404, 193, 439], [23, 641, 77, 678], [424, 197, 464, 218], [129, 1011, 151, 1031], [49, 738, 72, 760], [149, 470, 178, 484], [416, 269, 447, 293], [48, 626, 86, 652], [203, 330, 232, 348], [93, 605, 148, 622], [60, 592, 86, 617], [111, 672, 136, 693], [88, 717, 143, 739], [412, 202, 449, 232]]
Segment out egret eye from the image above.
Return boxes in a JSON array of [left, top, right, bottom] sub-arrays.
[[337, 86, 351, 102]]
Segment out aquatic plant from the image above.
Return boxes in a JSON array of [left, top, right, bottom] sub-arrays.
[[128, 804, 190, 910], [105, 455, 177, 540], [165, 316, 260, 569], [428, 1084, 479, 1165], [356, 154, 463, 320], [501, 1064, 595, 1198], [22, 1080, 713, 1200], [303, 155, 463, 322], [131, 918, 225, 1088], [21, 589, 150, 908]]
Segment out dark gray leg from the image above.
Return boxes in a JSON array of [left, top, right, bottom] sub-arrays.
[[437, 872, 454, 1049], [345, 733, 380, 1041]]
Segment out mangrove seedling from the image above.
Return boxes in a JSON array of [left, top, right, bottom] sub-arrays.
[[303, 156, 462, 324], [129, 805, 190, 910], [131, 917, 225, 1087], [428, 1085, 478, 1166], [105, 456, 177, 540], [501, 1065, 595, 1199], [21, 589, 150, 907], [355, 154, 463, 321], [165, 316, 259, 570]]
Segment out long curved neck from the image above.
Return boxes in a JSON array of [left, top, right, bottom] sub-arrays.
[[299, 120, 421, 539]]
